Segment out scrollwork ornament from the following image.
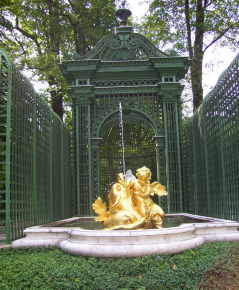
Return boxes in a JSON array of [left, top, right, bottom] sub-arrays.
[[159, 83, 183, 102], [74, 33, 168, 61], [75, 94, 93, 105], [110, 35, 122, 49], [121, 100, 134, 110], [127, 35, 139, 49]]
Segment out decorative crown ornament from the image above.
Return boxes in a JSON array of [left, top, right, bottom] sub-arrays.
[[115, 0, 132, 26]]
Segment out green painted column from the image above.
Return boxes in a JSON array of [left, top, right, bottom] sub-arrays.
[[160, 83, 184, 213], [91, 138, 103, 206], [191, 119, 198, 214], [153, 136, 165, 206], [162, 102, 171, 212], [72, 88, 94, 215], [174, 102, 183, 212]]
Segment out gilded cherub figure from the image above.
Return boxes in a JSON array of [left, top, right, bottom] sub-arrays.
[[130, 166, 168, 229], [93, 166, 168, 230]]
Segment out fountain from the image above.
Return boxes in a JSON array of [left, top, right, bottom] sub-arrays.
[[12, 212, 239, 257], [11, 106, 239, 256], [58, 167, 239, 257], [11, 104, 239, 256]]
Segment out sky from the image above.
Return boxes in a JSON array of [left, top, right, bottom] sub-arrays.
[[126, 0, 238, 97]]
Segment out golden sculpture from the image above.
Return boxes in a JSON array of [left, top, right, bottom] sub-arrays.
[[93, 166, 168, 230]]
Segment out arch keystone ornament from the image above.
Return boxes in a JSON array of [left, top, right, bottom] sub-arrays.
[[59, 7, 190, 215]]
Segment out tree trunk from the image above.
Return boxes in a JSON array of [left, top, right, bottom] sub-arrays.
[[48, 74, 63, 120], [191, 52, 204, 111], [51, 91, 63, 120], [48, 2, 63, 119], [191, 0, 205, 111]]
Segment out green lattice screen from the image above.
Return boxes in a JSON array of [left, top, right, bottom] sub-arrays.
[[0, 50, 10, 244], [164, 102, 184, 213], [186, 53, 239, 221], [75, 105, 91, 215], [0, 49, 72, 244], [91, 93, 164, 122], [88, 92, 171, 212]]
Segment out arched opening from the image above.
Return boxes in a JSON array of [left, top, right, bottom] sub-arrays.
[[99, 112, 157, 203]]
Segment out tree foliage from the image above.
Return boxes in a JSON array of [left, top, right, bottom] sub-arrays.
[[140, 0, 239, 111], [0, 0, 118, 119]]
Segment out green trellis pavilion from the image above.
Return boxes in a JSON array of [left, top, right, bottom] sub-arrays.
[[1, 5, 239, 245], [59, 8, 190, 216]]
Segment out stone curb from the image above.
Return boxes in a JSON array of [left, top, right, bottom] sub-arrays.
[[0, 244, 12, 249]]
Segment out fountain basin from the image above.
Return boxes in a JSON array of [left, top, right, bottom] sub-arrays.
[[12, 214, 239, 257], [60, 224, 205, 257]]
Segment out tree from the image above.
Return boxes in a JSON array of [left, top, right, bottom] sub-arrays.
[[140, 0, 239, 111], [0, 0, 118, 119]]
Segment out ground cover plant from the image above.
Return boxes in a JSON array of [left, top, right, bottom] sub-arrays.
[[197, 241, 239, 289], [0, 241, 238, 290]]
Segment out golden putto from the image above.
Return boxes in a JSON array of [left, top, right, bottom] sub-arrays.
[[93, 166, 168, 230]]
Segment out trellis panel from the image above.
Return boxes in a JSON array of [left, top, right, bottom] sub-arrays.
[[0, 49, 72, 244], [186, 53, 239, 221]]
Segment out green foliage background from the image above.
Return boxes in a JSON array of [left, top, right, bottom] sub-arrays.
[[139, 0, 239, 111], [0, 0, 119, 120]]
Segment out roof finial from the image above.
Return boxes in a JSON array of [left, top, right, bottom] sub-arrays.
[[121, 0, 127, 9], [115, 1, 132, 26]]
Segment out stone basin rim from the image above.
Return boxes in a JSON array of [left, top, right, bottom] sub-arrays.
[[68, 222, 239, 236], [68, 223, 213, 237], [12, 213, 239, 257]]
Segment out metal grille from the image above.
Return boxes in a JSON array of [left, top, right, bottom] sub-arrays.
[[0, 49, 72, 244], [164, 102, 184, 213], [0, 49, 11, 244], [76, 105, 92, 215], [91, 93, 163, 122], [72, 105, 77, 215], [92, 93, 163, 206], [186, 53, 239, 221], [92, 79, 159, 87]]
